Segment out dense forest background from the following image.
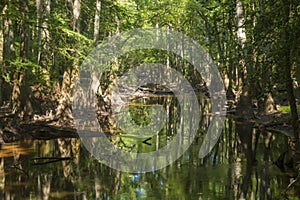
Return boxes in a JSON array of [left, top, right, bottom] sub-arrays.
[[0, 0, 300, 139], [0, 0, 299, 126], [0, 0, 300, 198]]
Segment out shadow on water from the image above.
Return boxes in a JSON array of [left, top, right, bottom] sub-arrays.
[[0, 95, 299, 199]]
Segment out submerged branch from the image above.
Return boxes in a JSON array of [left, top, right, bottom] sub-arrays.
[[31, 157, 72, 165]]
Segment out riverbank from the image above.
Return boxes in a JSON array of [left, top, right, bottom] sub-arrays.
[[1, 102, 299, 143]]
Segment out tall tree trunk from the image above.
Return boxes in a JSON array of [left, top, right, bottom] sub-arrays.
[[73, 0, 81, 33], [236, 0, 246, 89], [36, 0, 51, 65], [2, 2, 15, 107], [283, 0, 299, 144], [56, 0, 81, 125], [6, 1, 21, 114], [93, 0, 101, 44], [39, 0, 51, 84], [226, 11, 236, 101], [236, 0, 246, 83], [36, 0, 42, 65], [235, 0, 254, 120], [281, 1, 300, 190], [17, 0, 34, 118]]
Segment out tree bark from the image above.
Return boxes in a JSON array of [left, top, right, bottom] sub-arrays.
[[2, 1, 15, 106], [73, 0, 81, 33], [36, 0, 42, 65], [235, 0, 254, 120], [56, 0, 81, 125], [236, 0, 247, 89], [283, 0, 299, 143], [93, 0, 101, 44], [280, 2, 300, 188], [12, 0, 34, 118]]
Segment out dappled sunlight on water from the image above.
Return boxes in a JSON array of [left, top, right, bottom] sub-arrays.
[[0, 141, 35, 158]]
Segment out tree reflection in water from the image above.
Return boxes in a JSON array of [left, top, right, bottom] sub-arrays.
[[0, 99, 299, 199]]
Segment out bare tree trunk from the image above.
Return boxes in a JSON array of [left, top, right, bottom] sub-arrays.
[[16, 0, 33, 118], [93, 0, 101, 44], [236, 0, 246, 90], [2, 1, 15, 107], [283, 0, 299, 144], [36, 0, 51, 71], [56, 0, 81, 125], [281, 1, 300, 191], [36, 0, 42, 64], [42, 0, 51, 85], [226, 12, 236, 101], [73, 0, 81, 33], [235, 0, 254, 120]]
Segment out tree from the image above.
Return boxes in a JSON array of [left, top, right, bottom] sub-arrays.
[[282, 0, 299, 143], [55, 0, 82, 124], [93, 0, 101, 44]]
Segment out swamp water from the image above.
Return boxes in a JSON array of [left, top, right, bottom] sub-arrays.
[[0, 95, 298, 199]]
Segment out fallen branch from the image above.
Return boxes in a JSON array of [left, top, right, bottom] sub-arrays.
[[31, 157, 72, 165]]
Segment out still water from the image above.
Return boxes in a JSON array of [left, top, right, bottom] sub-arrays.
[[0, 127, 298, 199], [0, 96, 299, 199]]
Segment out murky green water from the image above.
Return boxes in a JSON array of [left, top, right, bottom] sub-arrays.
[[0, 95, 299, 199], [0, 129, 298, 199]]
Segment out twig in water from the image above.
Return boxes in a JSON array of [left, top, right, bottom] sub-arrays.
[[31, 157, 72, 165]]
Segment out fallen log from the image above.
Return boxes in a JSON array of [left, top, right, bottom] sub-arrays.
[[20, 122, 78, 140]]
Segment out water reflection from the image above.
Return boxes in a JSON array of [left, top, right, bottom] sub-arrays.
[[0, 111, 299, 198], [0, 125, 299, 199]]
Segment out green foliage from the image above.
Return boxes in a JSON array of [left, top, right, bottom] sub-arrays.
[[278, 105, 300, 113], [279, 105, 291, 113], [0, 0, 299, 114], [2, 72, 11, 84], [129, 104, 151, 126]]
